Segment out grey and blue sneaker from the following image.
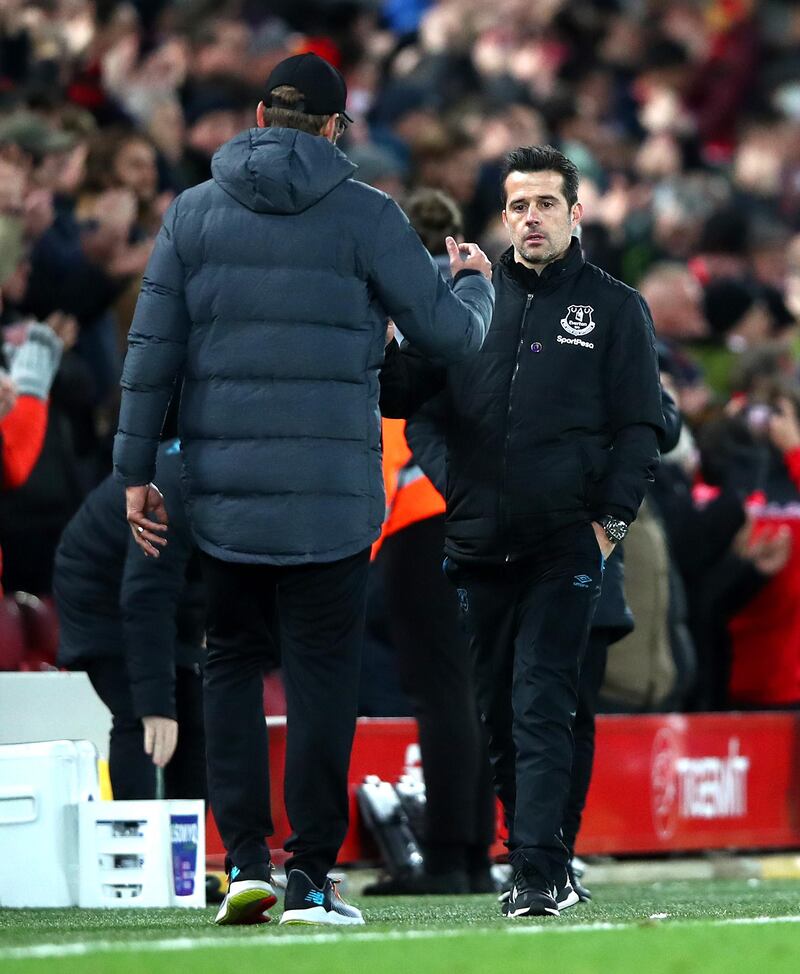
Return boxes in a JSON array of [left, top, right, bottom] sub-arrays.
[[279, 869, 365, 926], [214, 862, 277, 925]]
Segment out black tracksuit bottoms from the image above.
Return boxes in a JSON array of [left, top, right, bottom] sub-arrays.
[[200, 547, 370, 887], [379, 515, 496, 870], [561, 629, 610, 857], [445, 521, 603, 880]]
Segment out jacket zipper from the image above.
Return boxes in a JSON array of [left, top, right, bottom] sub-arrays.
[[502, 292, 533, 562]]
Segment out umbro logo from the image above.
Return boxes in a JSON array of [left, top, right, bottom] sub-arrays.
[[573, 574, 592, 588]]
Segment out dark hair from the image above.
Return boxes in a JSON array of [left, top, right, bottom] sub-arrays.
[[264, 85, 331, 136], [403, 188, 463, 256], [83, 126, 155, 194], [500, 145, 579, 208]]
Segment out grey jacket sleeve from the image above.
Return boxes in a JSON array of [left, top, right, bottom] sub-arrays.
[[367, 198, 494, 363], [113, 199, 191, 486]]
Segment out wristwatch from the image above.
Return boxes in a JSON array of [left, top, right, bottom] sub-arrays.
[[599, 515, 629, 544]]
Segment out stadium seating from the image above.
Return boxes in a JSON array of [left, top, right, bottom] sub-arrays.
[[14, 593, 60, 671], [0, 593, 60, 672], [0, 596, 25, 671]]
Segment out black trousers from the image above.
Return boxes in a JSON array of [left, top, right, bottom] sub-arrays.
[[84, 658, 207, 801], [380, 516, 495, 866], [200, 548, 370, 887], [561, 628, 610, 857], [446, 522, 602, 879]]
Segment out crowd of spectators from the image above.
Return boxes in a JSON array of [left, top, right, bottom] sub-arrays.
[[2, 0, 800, 712]]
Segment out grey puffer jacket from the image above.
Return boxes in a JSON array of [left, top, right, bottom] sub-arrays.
[[113, 127, 493, 564]]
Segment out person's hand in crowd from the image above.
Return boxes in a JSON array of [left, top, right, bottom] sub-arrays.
[[594, 175, 633, 234], [107, 240, 153, 278], [0, 159, 27, 216], [126, 483, 169, 557], [101, 31, 140, 96], [0, 371, 18, 420], [45, 311, 78, 352], [749, 526, 793, 576], [385, 319, 396, 346], [735, 518, 793, 577], [137, 38, 189, 93], [93, 188, 138, 237], [446, 236, 492, 281], [638, 86, 694, 136], [142, 715, 178, 768], [23, 189, 55, 240], [8, 322, 63, 400], [768, 397, 800, 454]]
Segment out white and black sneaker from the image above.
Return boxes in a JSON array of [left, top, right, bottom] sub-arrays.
[[214, 862, 277, 925], [568, 860, 592, 901], [502, 869, 559, 918], [553, 867, 580, 912], [279, 869, 365, 926]]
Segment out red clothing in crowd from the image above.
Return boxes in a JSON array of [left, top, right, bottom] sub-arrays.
[[726, 447, 800, 707], [0, 394, 49, 594], [0, 395, 48, 489]]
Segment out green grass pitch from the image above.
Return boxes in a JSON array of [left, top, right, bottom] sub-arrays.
[[1, 879, 799, 974]]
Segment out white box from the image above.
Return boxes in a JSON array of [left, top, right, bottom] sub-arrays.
[[0, 739, 99, 907], [78, 800, 206, 908]]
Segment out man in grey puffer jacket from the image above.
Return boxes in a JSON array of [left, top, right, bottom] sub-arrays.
[[113, 53, 494, 926]]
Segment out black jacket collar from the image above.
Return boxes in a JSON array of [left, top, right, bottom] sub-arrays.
[[498, 236, 584, 293]]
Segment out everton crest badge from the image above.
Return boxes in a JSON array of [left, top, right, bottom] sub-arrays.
[[560, 305, 596, 337]]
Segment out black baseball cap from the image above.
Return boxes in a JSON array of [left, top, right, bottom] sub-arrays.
[[265, 53, 352, 122]]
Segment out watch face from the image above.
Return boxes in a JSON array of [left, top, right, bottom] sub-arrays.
[[603, 518, 628, 542]]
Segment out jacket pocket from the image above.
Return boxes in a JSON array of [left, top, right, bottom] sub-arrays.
[[507, 445, 586, 515]]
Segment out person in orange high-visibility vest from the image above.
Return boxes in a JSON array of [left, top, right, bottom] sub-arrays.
[[366, 191, 495, 895]]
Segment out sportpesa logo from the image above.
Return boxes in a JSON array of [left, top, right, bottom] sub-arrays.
[[557, 335, 594, 349]]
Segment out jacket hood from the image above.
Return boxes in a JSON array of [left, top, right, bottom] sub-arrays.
[[211, 127, 356, 215]]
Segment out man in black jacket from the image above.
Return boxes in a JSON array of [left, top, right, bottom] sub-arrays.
[[113, 53, 493, 927], [54, 439, 206, 801], [381, 145, 664, 917]]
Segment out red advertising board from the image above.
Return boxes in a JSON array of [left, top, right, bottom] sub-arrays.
[[206, 712, 800, 866], [581, 712, 800, 854]]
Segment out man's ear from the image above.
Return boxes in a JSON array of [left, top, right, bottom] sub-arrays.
[[256, 101, 267, 128], [571, 202, 584, 229], [501, 208, 508, 227], [321, 114, 338, 143]]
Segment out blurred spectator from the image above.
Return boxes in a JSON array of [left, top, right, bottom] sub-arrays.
[[0, 216, 56, 501], [599, 497, 679, 711], [693, 400, 800, 709], [54, 438, 207, 800], [690, 277, 771, 400], [0, 214, 66, 592]]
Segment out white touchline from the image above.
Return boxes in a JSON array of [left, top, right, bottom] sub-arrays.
[[2, 916, 800, 962]]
